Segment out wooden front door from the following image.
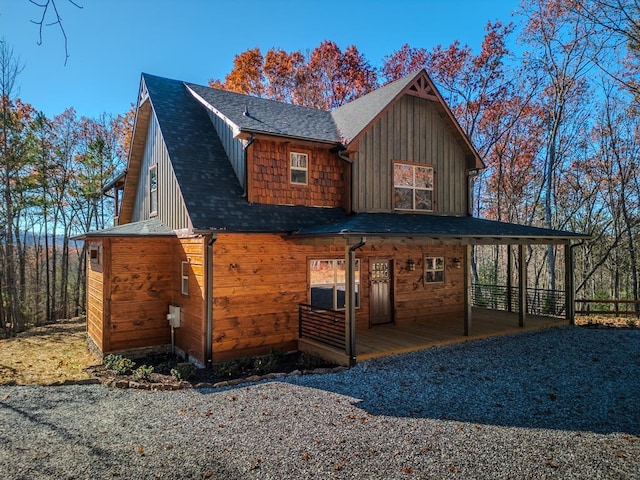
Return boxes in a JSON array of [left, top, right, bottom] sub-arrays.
[[370, 259, 392, 325]]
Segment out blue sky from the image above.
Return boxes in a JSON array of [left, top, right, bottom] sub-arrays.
[[2, 0, 519, 119]]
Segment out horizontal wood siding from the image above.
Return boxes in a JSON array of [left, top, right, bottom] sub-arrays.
[[173, 237, 206, 365], [207, 110, 246, 190], [248, 139, 344, 207], [352, 95, 468, 215], [211, 234, 464, 361], [86, 239, 105, 351], [212, 234, 344, 360], [131, 111, 190, 229], [107, 237, 174, 351]]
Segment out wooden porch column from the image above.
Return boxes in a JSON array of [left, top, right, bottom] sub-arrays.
[[565, 242, 575, 325], [518, 244, 527, 327], [464, 244, 472, 336], [345, 237, 365, 366], [507, 244, 513, 312]]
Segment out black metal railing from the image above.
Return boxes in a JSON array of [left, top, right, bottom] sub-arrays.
[[472, 283, 566, 317], [298, 303, 346, 350]]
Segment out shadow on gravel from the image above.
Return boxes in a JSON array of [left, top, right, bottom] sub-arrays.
[[288, 327, 640, 436]]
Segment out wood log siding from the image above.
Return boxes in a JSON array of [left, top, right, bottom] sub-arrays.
[[248, 140, 344, 207], [172, 237, 207, 364], [107, 238, 174, 351], [211, 233, 465, 360], [351, 95, 468, 215], [86, 240, 106, 352]]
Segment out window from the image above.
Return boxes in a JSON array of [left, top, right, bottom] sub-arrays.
[[425, 256, 444, 283], [394, 162, 434, 211], [149, 164, 158, 216], [290, 152, 308, 185], [181, 261, 189, 295], [89, 245, 101, 265], [310, 259, 360, 310]]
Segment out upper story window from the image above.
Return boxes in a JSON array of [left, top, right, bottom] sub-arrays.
[[394, 162, 434, 211], [290, 152, 308, 185], [149, 164, 158, 216]]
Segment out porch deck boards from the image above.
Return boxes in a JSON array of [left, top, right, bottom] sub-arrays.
[[356, 307, 566, 361]]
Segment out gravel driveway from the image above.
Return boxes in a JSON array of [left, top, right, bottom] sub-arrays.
[[1, 325, 638, 479]]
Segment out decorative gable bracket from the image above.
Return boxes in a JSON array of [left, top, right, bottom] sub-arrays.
[[407, 76, 438, 102]]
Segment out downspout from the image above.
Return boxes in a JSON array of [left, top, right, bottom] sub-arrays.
[[242, 134, 256, 198], [336, 147, 353, 215], [205, 234, 217, 367], [467, 168, 480, 216], [346, 237, 366, 366]]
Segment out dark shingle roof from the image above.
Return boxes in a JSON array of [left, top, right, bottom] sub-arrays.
[[142, 73, 346, 232], [331, 72, 421, 143], [186, 83, 341, 144], [294, 213, 590, 243], [82, 218, 176, 237]]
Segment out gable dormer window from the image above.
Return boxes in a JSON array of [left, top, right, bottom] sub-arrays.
[[290, 152, 308, 185], [149, 164, 158, 216], [393, 162, 434, 212]]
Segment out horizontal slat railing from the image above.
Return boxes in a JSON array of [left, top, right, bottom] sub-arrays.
[[299, 303, 346, 351], [472, 284, 566, 318], [576, 299, 640, 317]]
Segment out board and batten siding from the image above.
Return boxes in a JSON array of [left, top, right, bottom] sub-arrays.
[[207, 110, 246, 190], [131, 111, 190, 230], [352, 95, 468, 215]]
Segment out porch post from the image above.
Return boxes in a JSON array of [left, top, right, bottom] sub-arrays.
[[345, 237, 365, 367], [565, 242, 575, 325], [518, 244, 527, 327], [507, 244, 513, 312], [464, 244, 472, 336]]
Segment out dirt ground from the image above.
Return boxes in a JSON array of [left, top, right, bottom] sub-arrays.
[[0, 318, 98, 385], [0, 315, 635, 386]]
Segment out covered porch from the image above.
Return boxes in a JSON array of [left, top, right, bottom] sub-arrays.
[[299, 306, 566, 366]]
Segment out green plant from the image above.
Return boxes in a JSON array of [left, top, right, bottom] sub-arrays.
[[296, 351, 328, 370], [103, 354, 136, 375], [625, 319, 637, 329], [171, 362, 195, 381], [132, 365, 154, 382]]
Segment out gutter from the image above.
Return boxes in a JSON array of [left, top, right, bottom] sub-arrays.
[[205, 234, 217, 367]]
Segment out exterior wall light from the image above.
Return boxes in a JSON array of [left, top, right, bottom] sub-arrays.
[[452, 257, 462, 269], [407, 259, 416, 271]]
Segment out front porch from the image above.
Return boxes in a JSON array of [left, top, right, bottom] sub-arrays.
[[299, 307, 566, 366]]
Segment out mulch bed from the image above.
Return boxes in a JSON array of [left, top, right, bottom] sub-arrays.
[[87, 351, 341, 391]]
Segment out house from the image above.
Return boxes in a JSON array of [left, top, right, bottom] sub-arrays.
[[83, 69, 588, 367]]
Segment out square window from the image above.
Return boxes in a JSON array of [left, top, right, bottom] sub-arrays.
[[425, 256, 444, 283], [290, 152, 308, 185], [393, 162, 434, 211], [310, 259, 360, 310]]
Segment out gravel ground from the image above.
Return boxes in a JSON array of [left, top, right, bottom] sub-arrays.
[[1, 325, 638, 479]]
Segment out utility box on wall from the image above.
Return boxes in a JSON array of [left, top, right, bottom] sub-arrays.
[[167, 305, 181, 328]]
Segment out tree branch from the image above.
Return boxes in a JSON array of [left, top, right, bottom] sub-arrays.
[[28, 0, 83, 66]]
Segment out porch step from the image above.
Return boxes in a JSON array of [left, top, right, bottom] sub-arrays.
[[298, 338, 350, 367]]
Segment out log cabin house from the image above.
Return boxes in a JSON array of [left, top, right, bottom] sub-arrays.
[[83, 69, 589, 367]]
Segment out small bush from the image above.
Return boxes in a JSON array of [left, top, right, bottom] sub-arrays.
[[171, 362, 195, 381], [625, 319, 637, 329], [132, 365, 154, 382], [104, 354, 136, 375], [297, 352, 328, 370]]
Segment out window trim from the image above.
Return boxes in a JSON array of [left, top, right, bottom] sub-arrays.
[[149, 164, 158, 216], [309, 258, 360, 310], [289, 151, 309, 186], [425, 256, 445, 284], [181, 261, 189, 296], [393, 161, 435, 212]]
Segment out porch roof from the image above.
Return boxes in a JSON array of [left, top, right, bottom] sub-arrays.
[[78, 218, 176, 238], [292, 213, 591, 244]]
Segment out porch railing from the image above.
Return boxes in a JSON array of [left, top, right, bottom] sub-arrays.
[[471, 283, 566, 317], [298, 303, 346, 350], [576, 299, 640, 317]]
